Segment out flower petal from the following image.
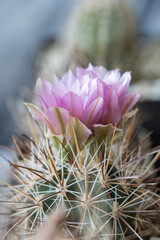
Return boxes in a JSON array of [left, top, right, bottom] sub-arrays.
[[93, 123, 117, 142], [120, 92, 141, 114], [47, 107, 70, 135], [35, 78, 52, 96], [105, 86, 122, 125], [60, 92, 83, 120], [35, 78, 60, 111], [117, 72, 131, 97], [61, 69, 76, 87], [103, 69, 121, 85], [53, 75, 68, 97], [35, 78, 51, 111], [66, 117, 91, 149], [25, 103, 54, 133], [87, 63, 107, 78], [99, 85, 109, 124], [75, 66, 86, 78], [83, 97, 103, 129], [82, 78, 104, 109]]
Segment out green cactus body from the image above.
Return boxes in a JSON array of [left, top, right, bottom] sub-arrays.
[[1, 116, 160, 239], [71, 0, 137, 74]]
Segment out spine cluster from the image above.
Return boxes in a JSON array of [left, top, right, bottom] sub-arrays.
[[1, 113, 160, 240]]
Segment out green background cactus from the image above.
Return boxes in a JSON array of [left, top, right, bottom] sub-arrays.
[[34, 42, 89, 80], [35, 0, 139, 83], [69, 0, 138, 78]]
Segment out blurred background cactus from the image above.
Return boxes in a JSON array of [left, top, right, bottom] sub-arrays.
[[35, 0, 139, 81], [68, 0, 137, 76], [34, 42, 89, 80]]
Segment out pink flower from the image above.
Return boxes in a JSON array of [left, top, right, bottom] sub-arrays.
[[26, 64, 140, 146]]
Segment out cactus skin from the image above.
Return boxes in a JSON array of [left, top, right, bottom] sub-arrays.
[[1, 112, 160, 240], [70, 0, 137, 75]]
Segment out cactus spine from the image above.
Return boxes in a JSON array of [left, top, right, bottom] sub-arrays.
[[1, 112, 160, 239]]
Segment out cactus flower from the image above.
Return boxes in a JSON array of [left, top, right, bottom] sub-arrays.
[[26, 64, 140, 145]]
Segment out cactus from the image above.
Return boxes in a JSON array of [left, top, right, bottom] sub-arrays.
[[0, 65, 160, 239], [35, 42, 89, 80], [35, 0, 138, 82], [1, 111, 160, 240], [68, 0, 137, 76]]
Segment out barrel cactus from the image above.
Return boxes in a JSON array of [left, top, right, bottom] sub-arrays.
[[68, 0, 137, 76], [35, 42, 89, 80], [1, 64, 160, 240], [35, 0, 138, 82]]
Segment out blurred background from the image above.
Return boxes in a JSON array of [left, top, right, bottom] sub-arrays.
[[0, 0, 160, 148]]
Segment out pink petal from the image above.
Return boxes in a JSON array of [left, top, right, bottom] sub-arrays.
[[70, 79, 80, 94], [82, 78, 104, 109], [75, 66, 86, 78], [105, 86, 122, 125], [35, 78, 52, 96], [102, 69, 121, 85], [80, 74, 91, 95], [35, 78, 60, 111], [83, 97, 103, 129], [25, 103, 55, 133], [120, 92, 141, 114], [60, 92, 83, 120], [99, 85, 110, 124], [35, 78, 51, 110], [87, 63, 107, 78], [76, 65, 97, 80], [61, 69, 76, 87], [116, 72, 131, 97], [47, 107, 70, 135], [87, 63, 95, 72], [53, 75, 68, 97]]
